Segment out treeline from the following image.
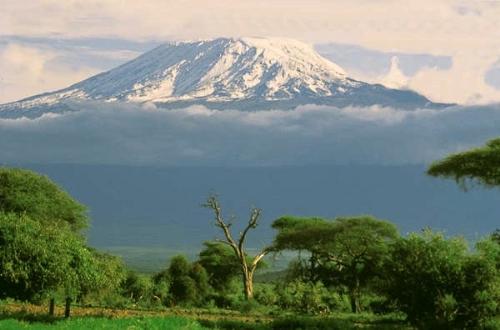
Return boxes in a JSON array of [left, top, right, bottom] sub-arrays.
[[1, 138, 500, 329], [120, 214, 499, 329]]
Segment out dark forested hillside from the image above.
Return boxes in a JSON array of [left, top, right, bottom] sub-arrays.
[[19, 164, 499, 252]]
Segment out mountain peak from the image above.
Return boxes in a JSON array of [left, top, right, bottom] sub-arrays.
[[117, 36, 349, 103], [0, 37, 450, 118]]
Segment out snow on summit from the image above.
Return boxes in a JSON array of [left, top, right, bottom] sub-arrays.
[[79, 37, 350, 103], [0, 37, 449, 118]]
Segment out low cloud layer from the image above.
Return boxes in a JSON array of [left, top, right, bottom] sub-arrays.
[[1, 103, 500, 166]]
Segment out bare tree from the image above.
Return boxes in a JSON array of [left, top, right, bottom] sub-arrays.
[[203, 195, 271, 300]]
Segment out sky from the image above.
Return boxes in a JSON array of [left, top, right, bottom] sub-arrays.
[[1, 1, 500, 167], [1, 0, 500, 105]]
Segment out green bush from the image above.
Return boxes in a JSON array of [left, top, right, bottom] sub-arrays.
[[254, 283, 278, 307], [384, 230, 499, 329], [149, 255, 212, 307], [276, 280, 330, 314], [122, 271, 155, 306]]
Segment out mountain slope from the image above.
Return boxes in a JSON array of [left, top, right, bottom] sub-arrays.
[[0, 37, 450, 118]]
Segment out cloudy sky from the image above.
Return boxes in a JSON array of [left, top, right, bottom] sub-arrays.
[[2, 1, 500, 167], [1, 0, 500, 105], [1, 102, 499, 166]]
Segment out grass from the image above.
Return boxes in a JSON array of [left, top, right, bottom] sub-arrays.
[[201, 313, 410, 330], [0, 317, 207, 329], [0, 301, 411, 330], [0, 301, 272, 324], [0, 315, 410, 330]]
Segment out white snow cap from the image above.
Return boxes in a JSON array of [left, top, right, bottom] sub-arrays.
[[2, 37, 353, 108]]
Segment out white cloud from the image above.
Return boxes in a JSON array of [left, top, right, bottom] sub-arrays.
[[407, 51, 500, 105], [379, 56, 409, 89], [1, 1, 498, 54], [0, 43, 99, 103], [1, 103, 499, 166]]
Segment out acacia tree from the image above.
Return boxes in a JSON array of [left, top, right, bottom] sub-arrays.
[[427, 137, 500, 235], [203, 195, 271, 300], [272, 215, 398, 313], [427, 137, 500, 188]]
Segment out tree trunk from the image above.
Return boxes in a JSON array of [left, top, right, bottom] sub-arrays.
[[349, 278, 361, 313], [48, 298, 55, 316], [349, 293, 360, 314], [243, 269, 254, 300], [64, 297, 72, 318]]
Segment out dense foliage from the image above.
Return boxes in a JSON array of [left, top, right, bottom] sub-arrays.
[[427, 137, 500, 188], [198, 241, 241, 292], [0, 168, 123, 313], [272, 215, 398, 313], [0, 165, 498, 328], [0, 168, 88, 232], [384, 231, 499, 328], [0, 213, 98, 301]]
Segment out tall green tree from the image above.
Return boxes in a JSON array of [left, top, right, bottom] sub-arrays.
[[0, 167, 123, 316], [0, 212, 99, 302], [0, 168, 88, 232], [272, 215, 398, 313]]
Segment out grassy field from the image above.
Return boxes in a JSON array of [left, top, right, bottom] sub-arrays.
[[0, 302, 411, 330], [0, 317, 206, 330]]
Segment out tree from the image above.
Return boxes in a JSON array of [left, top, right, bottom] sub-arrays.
[[0, 212, 99, 303], [492, 229, 500, 245], [427, 138, 500, 248], [203, 195, 271, 300], [198, 241, 241, 291], [122, 271, 154, 304], [384, 230, 498, 329], [80, 250, 127, 305], [165, 255, 210, 306], [272, 216, 337, 283], [427, 137, 500, 189], [0, 168, 88, 232], [0, 168, 121, 316], [272, 215, 398, 313]]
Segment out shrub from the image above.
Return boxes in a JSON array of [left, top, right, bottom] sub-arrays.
[[384, 230, 498, 329], [276, 280, 330, 314], [122, 271, 154, 305], [254, 283, 278, 307]]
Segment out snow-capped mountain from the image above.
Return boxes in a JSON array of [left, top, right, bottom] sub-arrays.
[[0, 37, 450, 118]]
